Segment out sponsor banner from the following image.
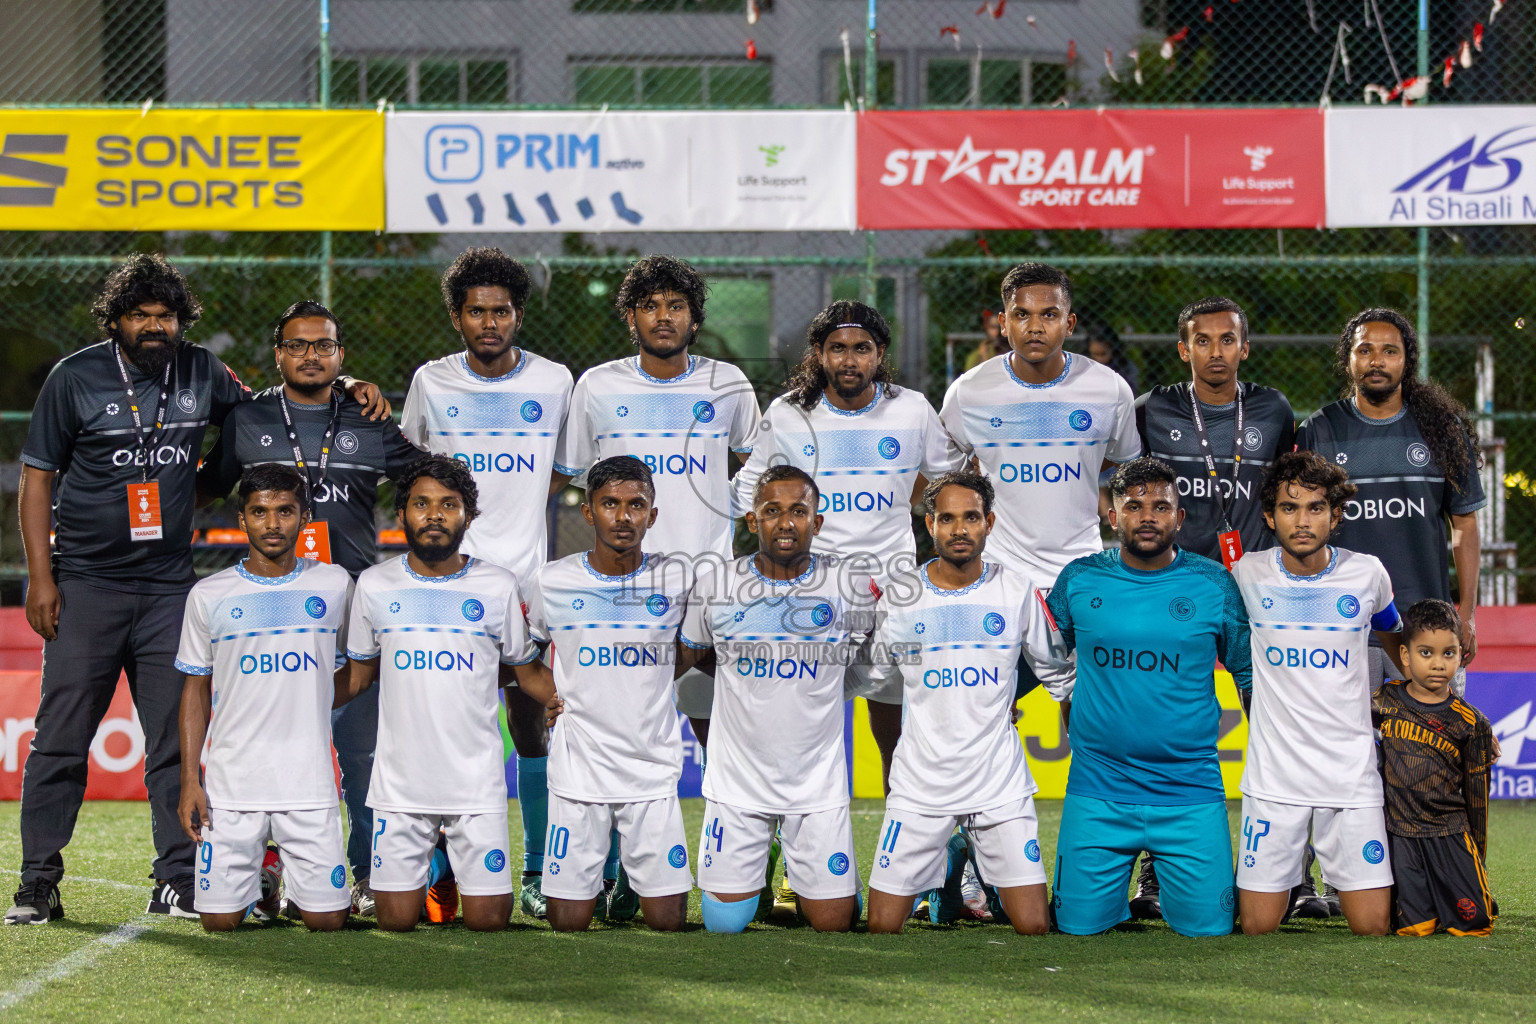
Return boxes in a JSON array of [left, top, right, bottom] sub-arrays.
[[1470, 672, 1536, 800], [386, 111, 856, 232], [858, 108, 1325, 230], [1326, 107, 1536, 226], [0, 672, 147, 800], [0, 109, 383, 230]]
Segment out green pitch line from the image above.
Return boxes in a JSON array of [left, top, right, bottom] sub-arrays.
[[0, 799, 1527, 1023]]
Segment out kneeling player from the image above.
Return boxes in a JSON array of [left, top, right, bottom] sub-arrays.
[[1232, 451, 1401, 935], [175, 464, 353, 932], [1375, 600, 1498, 936], [340, 455, 541, 932], [515, 457, 698, 932], [682, 466, 876, 933], [865, 472, 1072, 935]]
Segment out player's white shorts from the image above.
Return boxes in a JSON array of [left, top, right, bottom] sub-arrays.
[[1236, 795, 1394, 893], [370, 809, 514, 897], [674, 667, 714, 720], [196, 805, 349, 915], [541, 793, 694, 901], [697, 801, 859, 900], [869, 796, 1046, 895]]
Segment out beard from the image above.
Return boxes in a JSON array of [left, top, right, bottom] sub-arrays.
[[285, 369, 334, 397], [1356, 376, 1401, 405], [636, 330, 691, 360], [115, 326, 184, 377], [405, 519, 467, 564], [1119, 529, 1176, 561]]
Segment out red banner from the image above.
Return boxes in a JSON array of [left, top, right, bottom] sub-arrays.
[[857, 109, 1324, 230], [0, 671, 148, 800]]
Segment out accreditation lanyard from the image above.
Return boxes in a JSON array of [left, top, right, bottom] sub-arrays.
[[279, 391, 342, 496], [111, 344, 173, 484], [1187, 380, 1244, 533]]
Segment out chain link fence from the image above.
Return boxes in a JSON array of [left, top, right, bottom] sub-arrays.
[[2, 0, 1535, 598]]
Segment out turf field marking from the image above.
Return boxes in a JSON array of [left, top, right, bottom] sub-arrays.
[[0, 916, 151, 1013], [66, 877, 149, 894]]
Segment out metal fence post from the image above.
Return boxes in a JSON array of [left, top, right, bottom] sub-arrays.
[[1416, 0, 1430, 379], [862, 0, 877, 307], [318, 0, 334, 307]]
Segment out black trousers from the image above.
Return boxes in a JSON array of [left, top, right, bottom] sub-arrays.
[[19, 575, 195, 886]]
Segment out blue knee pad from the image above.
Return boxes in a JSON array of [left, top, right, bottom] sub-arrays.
[[702, 892, 759, 933]]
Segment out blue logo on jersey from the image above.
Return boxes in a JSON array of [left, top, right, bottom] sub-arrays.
[[1220, 887, 1236, 912], [914, 622, 926, 635], [646, 594, 670, 617], [1362, 840, 1385, 864], [982, 612, 1005, 636], [877, 436, 901, 460], [389, 601, 401, 614], [446, 405, 459, 418], [230, 607, 244, 620], [1169, 597, 1195, 621], [990, 416, 1003, 428], [1407, 442, 1430, 467], [802, 443, 816, 457], [693, 400, 716, 423], [330, 865, 347, 888], [827, 852, 850, 876], [667, 845, 687, 869], [1025, 839, 1040, 863], [304, 596, 327, 620], [462, 599, 485, 622], [572, 598, 585, 610], [1068, 409, 1093, 431], [811, 603, 834, 627], [485, 849, 507, 872], [520, 400, 542, 423], [616, 405, 629, 418], [1337, 595, 1361, 618]]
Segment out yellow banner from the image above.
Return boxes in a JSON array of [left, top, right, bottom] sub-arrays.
[[0, 109, 383, 230], [852, 672, 1250, 799]]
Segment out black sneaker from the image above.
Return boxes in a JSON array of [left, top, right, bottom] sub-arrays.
[[1320, 882, 1343, 917], [4, 881, 62, 925], [1128, 854, 1162, 921], [147, 876, 198, 919], [1285, 845, 1329, 921]]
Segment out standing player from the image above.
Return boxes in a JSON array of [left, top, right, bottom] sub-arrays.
[[683, 466, 877, 933], [339, 455, 539, 933], [1232, 451, 1401, 936], [400, 247, 573, 918], [1130, 296, 1295, 918], [1046, 458, 1251, 938], [518, 457, 699, 933], [865, 471, 1072, 935], [197, 300, 423, 914], [1297, 308, 1484, 688], [731, 301, 964, 793], [553, 255, 759, 750], [174, 464, 352, 932], [1375, 600, 1498, 936]]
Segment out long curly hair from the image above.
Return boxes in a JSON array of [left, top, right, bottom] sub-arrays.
[[1335, 308, 1482, 490], [782, 300, 898, 410], [91, 252, 202, 333]]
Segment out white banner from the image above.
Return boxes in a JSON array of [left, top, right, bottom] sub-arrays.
[[1326, 107, 1536, 226], [386, 111, 855, 233]]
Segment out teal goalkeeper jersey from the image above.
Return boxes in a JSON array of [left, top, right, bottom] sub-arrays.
[[1046, 548, 1252, 805]]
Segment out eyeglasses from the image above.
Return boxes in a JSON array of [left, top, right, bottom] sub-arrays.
[[276, 338, 341, 357]]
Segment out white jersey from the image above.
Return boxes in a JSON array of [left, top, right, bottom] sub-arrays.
[[400, 349, 573, 583], [347, 554, 535, 815], [555, 354, 759, 563], [732, 384, 966, 586], [174, 559, 351, 811], [874, 562, 1072, 816], [525, 551, 692, 803], [940, 353, 1139, 582], [680, 554, 876, 814], [1234, 546, 1401, 808]]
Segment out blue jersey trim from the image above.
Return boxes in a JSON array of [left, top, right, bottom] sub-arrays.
[[820, 383, 885, 418], [581, 551, 653, 583], [679, 635, 711, 650], [213, 626, 339, 643], [175, 659, 212, 676], [375, 625, 499, 640], [1005, 351, 1072, 390], [400, 554, 475, 583], [1251, 622, 1368, 633], [1370, 602, 1403, 632], [1273, 545, 1339, 582], [747, 553, 819, 587], [553, 461, 584, 477], [460, 350, 528, 383], [918, 560, 997, 597], [346, 648, 380, 661], [634, 353, 698, 385], [235, 560, 306, 586]]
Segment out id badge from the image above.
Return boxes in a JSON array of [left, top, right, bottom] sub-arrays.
[[127, 482, 163, 541], [1218, 529, 1243, 571], [299, 520, 333, 563]]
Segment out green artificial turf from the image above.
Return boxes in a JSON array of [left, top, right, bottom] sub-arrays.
[[0, 799, 1527, 1022]]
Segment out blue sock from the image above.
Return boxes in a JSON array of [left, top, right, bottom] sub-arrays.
[[427, 846, 450, 889], [517, 755, 548, 874], [702, 892, 759, 933], [854, 890, 864, 920], [698, 743, 706, 787], [604, 829, 621, 882]]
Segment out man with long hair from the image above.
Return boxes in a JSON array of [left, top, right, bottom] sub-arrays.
[[1296, 308, 1484, 690]]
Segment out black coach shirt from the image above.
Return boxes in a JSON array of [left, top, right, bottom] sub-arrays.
[[198, 386, 423, 576], [1135, 381, 1296, 561], [20, 340, 249, 590], [1297, 399, 1486, 610]]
